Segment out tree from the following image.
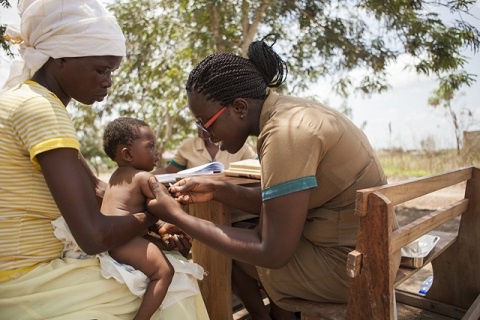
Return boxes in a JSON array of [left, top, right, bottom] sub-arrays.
[[102, 0, 478, 163], [428, 88, 474, 155], [106, 0, 198, 161], [70, 102, 114, 175], [2, 0, 479, 163], [0, 0, 15, 58]]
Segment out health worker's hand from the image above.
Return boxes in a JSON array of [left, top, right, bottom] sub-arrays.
[[169, 177, 216, 205]]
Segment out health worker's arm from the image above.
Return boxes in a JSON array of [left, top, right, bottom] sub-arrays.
[[148, 177, 309, 268]]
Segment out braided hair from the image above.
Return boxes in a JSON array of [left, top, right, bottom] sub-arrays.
[[186, 35, 288, 105], [103, 117, 149, 161]]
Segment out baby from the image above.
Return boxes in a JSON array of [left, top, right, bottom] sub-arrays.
[[101, 117, 174, 320]]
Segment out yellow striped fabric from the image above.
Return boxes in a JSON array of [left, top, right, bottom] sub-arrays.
[[0, 81, 80, 278]]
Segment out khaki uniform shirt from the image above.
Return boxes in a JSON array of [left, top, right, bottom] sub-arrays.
[[170, 136, 256, 170]]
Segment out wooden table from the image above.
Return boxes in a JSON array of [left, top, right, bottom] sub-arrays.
[[185, 173, 260, 320]]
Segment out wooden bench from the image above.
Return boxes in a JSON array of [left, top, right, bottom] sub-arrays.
[[278, 166, 480, 320]]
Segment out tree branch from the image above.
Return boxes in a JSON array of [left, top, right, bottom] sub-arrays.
[[209, 3, 225, 51], [241, 0, 271, 57]]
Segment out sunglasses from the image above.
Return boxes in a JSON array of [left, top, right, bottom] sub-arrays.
[[195, 106, 227, 135]]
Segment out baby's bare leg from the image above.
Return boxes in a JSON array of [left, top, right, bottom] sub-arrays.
[[110, 236, 174, 320]]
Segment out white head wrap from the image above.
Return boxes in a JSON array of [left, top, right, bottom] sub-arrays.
[[2, 0, 126, 90]]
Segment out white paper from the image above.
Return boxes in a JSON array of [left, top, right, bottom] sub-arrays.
[[177, 161, 224, 174], [155, 161, 224, 184]]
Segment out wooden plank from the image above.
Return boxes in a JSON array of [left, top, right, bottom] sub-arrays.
[[277, 298, 346, 319], [188, 200, 234, 320], [355, 167, 472, 216], [395, 289, 466, 319], [391, 200, 467, 252], [346, 192, 396, 319], [346, 250, 362, 278], [462, 293, 480, 320], [396, 302, 465, 320]]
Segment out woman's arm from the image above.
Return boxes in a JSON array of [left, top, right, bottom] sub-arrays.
[[78, 152, 107, 207], [38, 148, 157, 255], [149, 177, 310, 268]]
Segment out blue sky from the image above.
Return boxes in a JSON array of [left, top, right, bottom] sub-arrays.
[[1, 1, 479, 150]]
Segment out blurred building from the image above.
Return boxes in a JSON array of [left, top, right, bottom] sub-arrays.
[[463, 131, 480, 163]]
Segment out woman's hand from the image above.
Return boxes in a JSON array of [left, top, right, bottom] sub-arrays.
[[169, 177, 216, 204]]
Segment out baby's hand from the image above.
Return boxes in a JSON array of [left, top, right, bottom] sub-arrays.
[[161, 232, 192, 258], [159, 222, 192, 240]]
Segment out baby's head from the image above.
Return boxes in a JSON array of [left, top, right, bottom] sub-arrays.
[[103, 117, 151, 163]]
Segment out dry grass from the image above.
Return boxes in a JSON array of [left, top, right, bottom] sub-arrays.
[[377, 149, 480, 179]]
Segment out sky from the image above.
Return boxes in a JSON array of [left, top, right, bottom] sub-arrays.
[[1, 1, 479, 151], [306, 50, 480, 150]]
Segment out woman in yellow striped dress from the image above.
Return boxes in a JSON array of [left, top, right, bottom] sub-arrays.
[[0, 1, 209, 319]]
